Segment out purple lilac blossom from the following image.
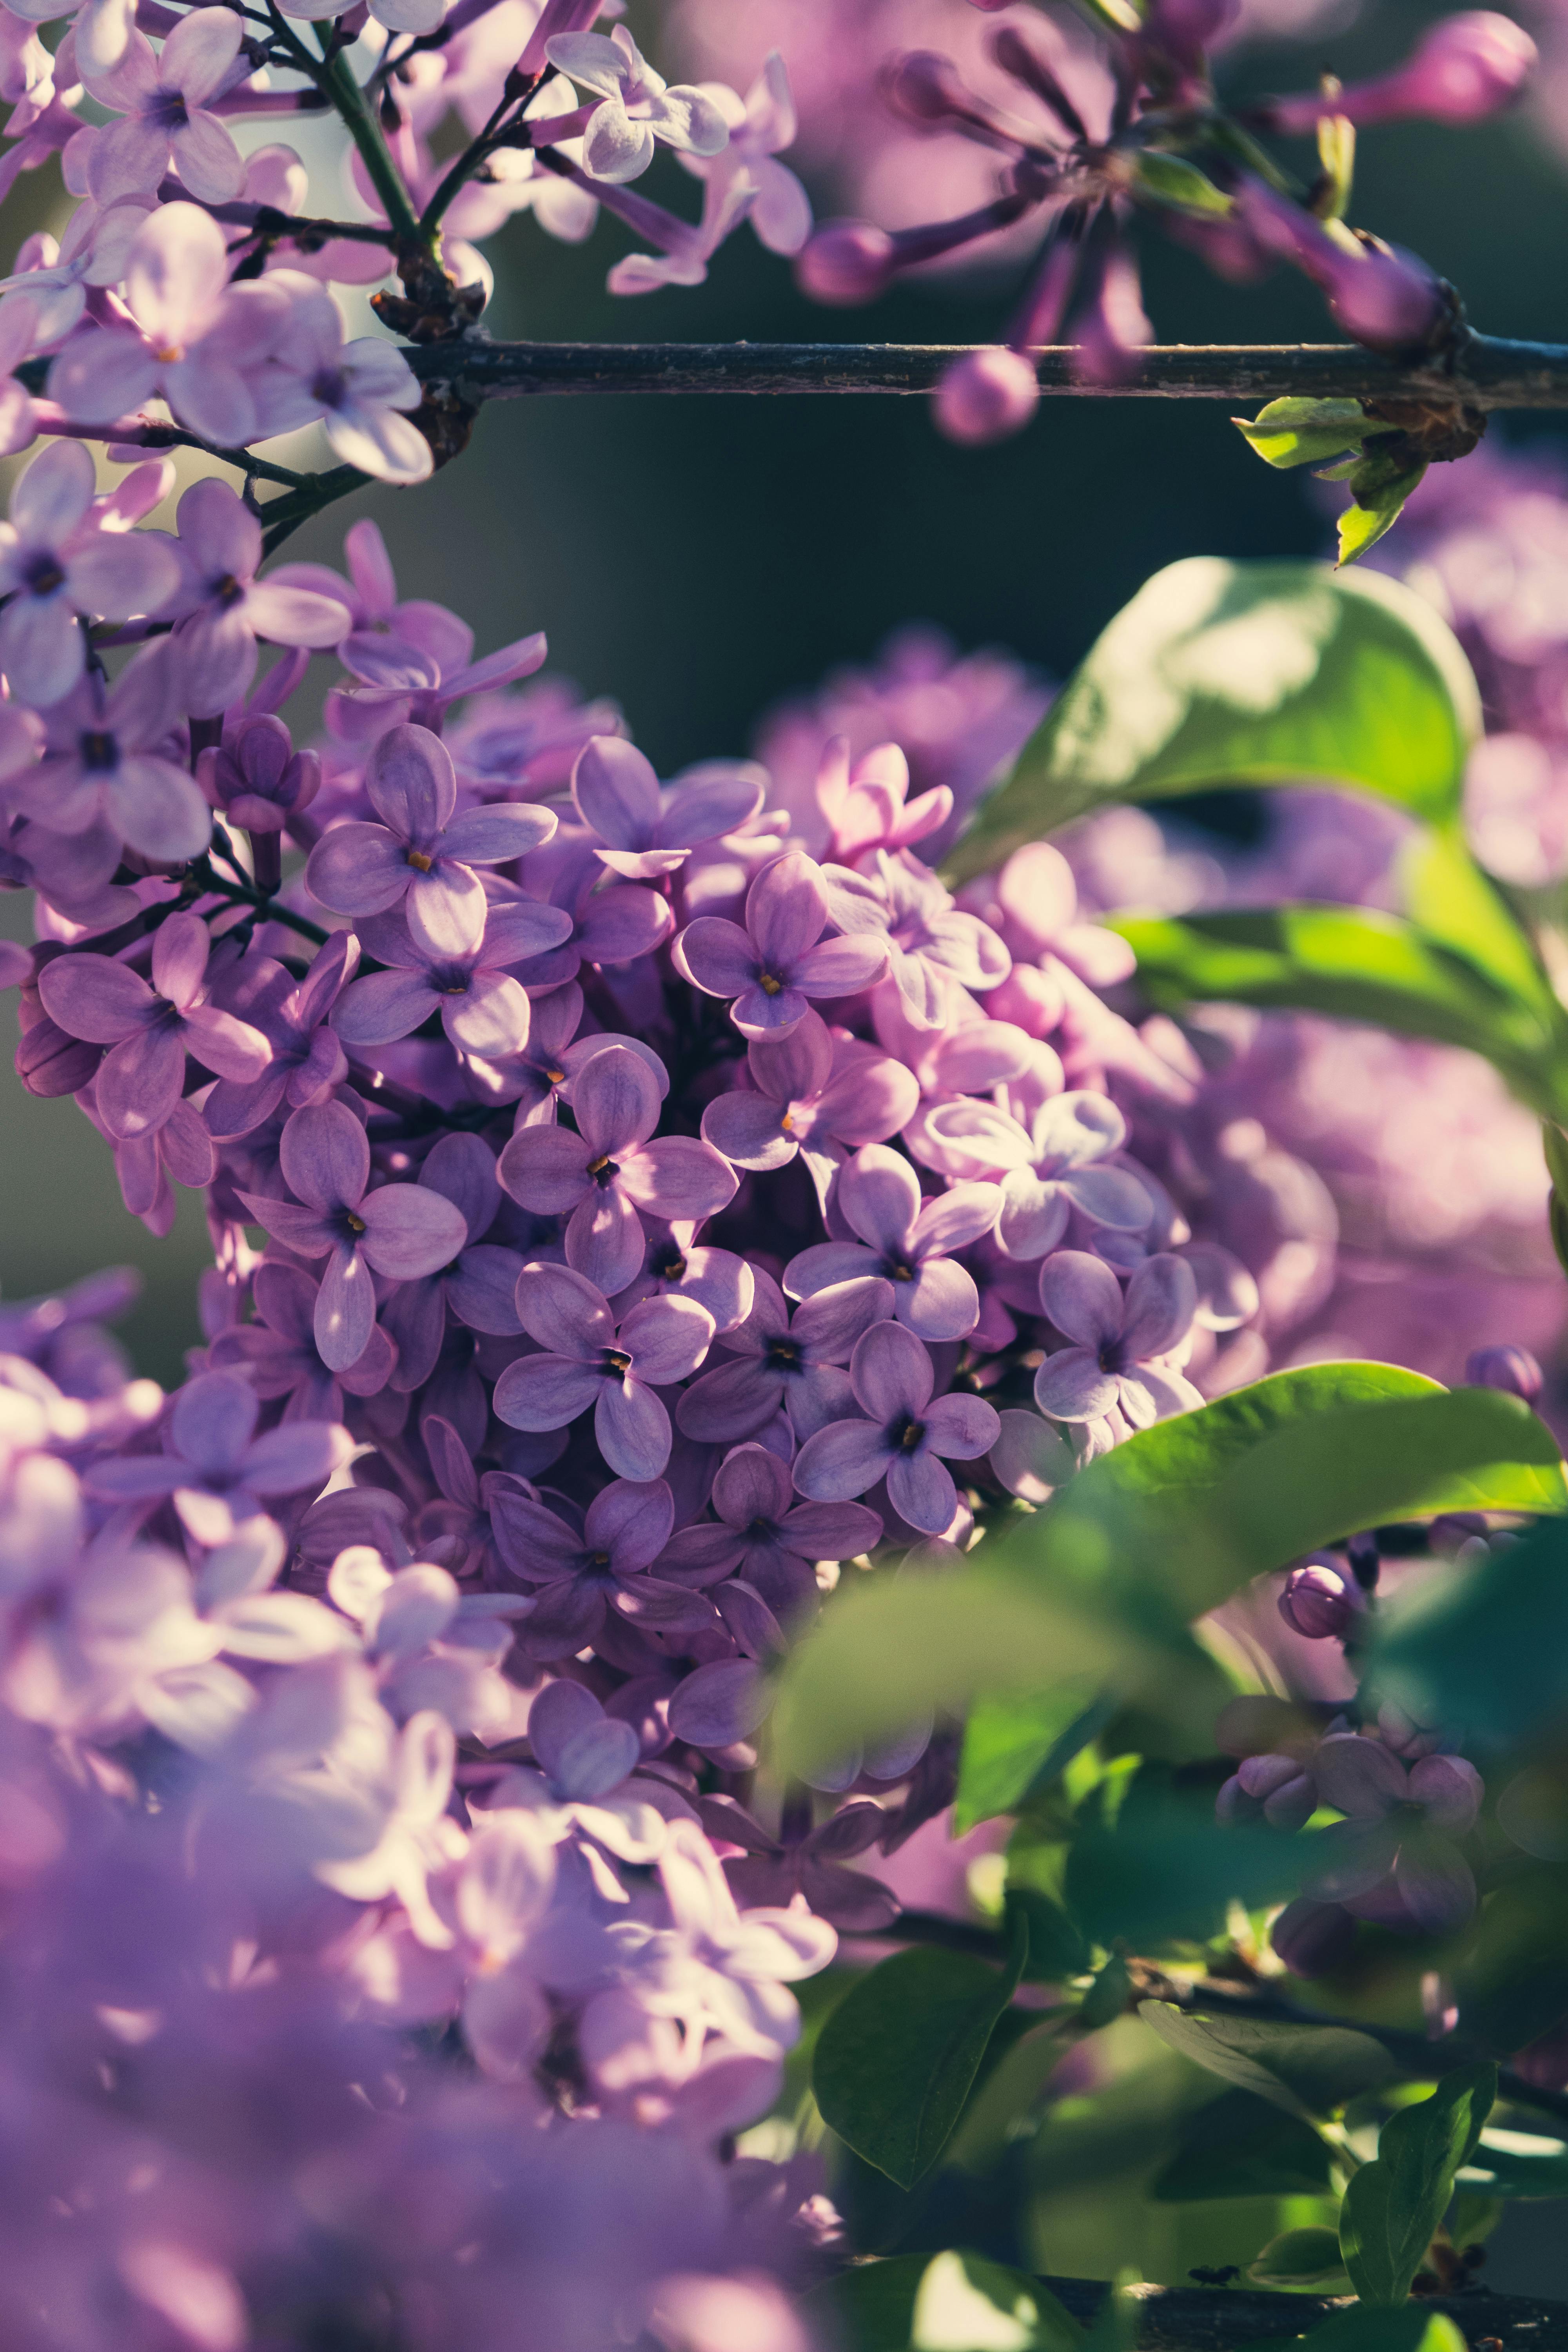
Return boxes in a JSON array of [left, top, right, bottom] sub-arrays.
[[492, 1260, 715, 1480], [677, 850, 890, 1037], [784, 1143, 1001, 1342], [792, 1317, 1000, 1534]]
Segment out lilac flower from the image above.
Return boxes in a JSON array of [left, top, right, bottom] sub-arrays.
[[80, 9, 246, 204], [1034, 1250, 1203, 1427], [307, 724, 557, 956], [270, 521, 474, 687], [204, 930, 355, 1138], [37, 911, 272, 1143], [198, 710, 321, 837], [677, 1269, 892, 1444], [1279, 1559, 1362, 1642], [499, 1044, 737, 1298], [920, 1084, 1153, 1260], [545, 25, 730, 181], [163, 479, 349, 718], [212, 1259, 396, 1422], [238, 1100, 471, 1372], [99, 1092, 214, 1239], [486, 1478, 705, 1655], [612, 1215, 754, 1333], [657, 1442, 882, 1622], [492, 1262, 715, 1480], [486, 1679, 690, 1860], [8, 638, 211, 862], [259, 273, 434, 486], [1304, 1735, 1484, 1932], [85, 1368, 350, 1543], [702, 1793, 899, 1932], [414, 1412, 548, 1584], [677, 53, 811, 260], [783, 1145, 1001, 1342], [504, 833, 675, 989], [1466, 1343, 1543, 1400], [1217, 1748, 1321, 1832], [699, 1008, 919, 1202], [377, 1133, 527, 1394], [792, 1319, 999, 1535], [677, 851, 889, 1039], [0, 439, 179, 708], [331, 902, 572, 1062], [824, 851, 1010, 1026], [1268, 11, 1535, 131], [499, 983, 666, 1129], [0, 198, 152, 352], [49, 201, 290, 448], [571, 735, 764, 878]]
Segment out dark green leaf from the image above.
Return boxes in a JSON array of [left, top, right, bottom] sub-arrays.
[[1138, 2004, 1400, 2120], [1339, 2063, 1496, 2305], [1005, 1887, 1090, 1980], [944, 558, 1480, 884], [956, 1687, 1111, 1834], [1247, 2225, 1350, 2289], [1233, 396, 1376, 471], [912, 2251, 1084, 2350], [1068, 1784, 1304, 1949], [1373, 1513, 1568, 1753], [1149, 2089, 1336, 2201], [813, 1914, 1030, 2188], [1456, 2126, 1568, 2198], [803, 2255, 928, 2352], [1457, 1872, 1568, 2056]]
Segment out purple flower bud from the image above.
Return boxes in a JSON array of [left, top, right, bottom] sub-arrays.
[[1279, 1559, 1359, 1641], [795, 220, 896, 305], [198, 714, 321, 836], [935, 349, 1039, 446], [882, 49, 971, 124], [1271, 11, 1535, 131], [1270, 1896, 1358, 1979], [1465, 1343, 1543, 1402]]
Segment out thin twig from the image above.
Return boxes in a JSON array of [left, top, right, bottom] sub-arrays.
[[403, 331, 1568, 407]]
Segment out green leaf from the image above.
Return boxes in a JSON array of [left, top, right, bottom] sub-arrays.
[[1337, 453, 1427, 566], [1338, 2063, 1497, 2305], [772, 1370, 1567, 1777], [1374, 1513, 1568, 1752], [1138, 2002, 1399, 2121], [955, 1686, 1110, 1833], [1234, 397, 1376, 471], [1292, 2312, 1468, 2352], [1110, 905, 1546, 1074], [1456, 2125, 1568, 2198], [1149, 2089, 1336, 2201], [944, 558, 1481, 884], [804, 2256, 930, 2352], [1131, 151, 1232, 214], [812, 1913, 1029, 2189], [1067, 1780, 1305, 1949], [1247, 2225, 1350, 2289], [1398, 822, 1561, 1026], [912, 2252, 1084, 2350]]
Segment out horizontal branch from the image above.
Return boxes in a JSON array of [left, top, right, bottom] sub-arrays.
[[407, 331, 1568, 407], [1042, 2274, 1568, 2348]]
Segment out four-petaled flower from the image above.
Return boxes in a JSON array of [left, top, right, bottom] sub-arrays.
[[211, 1259, 396, 1424], [205, 929, 355, 1139], [331, 901, 572, 1063], [37, 909, 272, 1142], [0, 439, 179, 708], [1304, 1733, 1484, 1933], [12, 637, 211, 862], [677, 1269, 892, 1444], [81, 8, 247, 206], [85, 1367, 350, 1544], [492, 1261, 715, 1481], [571, 734, 764, 878], [377, 1132, 528, 1394], [499, 1043, 737, 1298], [699, 1007, 919, 1207], [1034, 1250, 1202, 1427], [657, 1441, 882, 1624], [307, 722, 558, 956], [545, 25, 730, 183], [701, 1791, 900, 1933], [488, 1477, 706, 1656], [824, 850, 1010, 1027], [677, 851, 889, 1040], [920, 1081, 1153, 1261], [238, 1099, 471, 1372], [792, 1318, 1000, 1535], [163, 477, 350, 717], [784, 1143, 1001, 1343]]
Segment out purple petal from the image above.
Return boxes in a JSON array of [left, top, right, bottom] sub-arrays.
[[658, 1525, 748, 1585], [912, 1181, 1003, 1258], [655, 766, 765, 850], [151, 911, 210, 1013], [487, 1488, 584, 1579], [481, 901, 576, 966], [241, 1419, 348, 1497], [747, 852, 826, 969], [923, 1392, 1002, 1461], [36, 952, 155, 1044], [406, 865, 488, 961], [785, 1363, 858, 1443], [444, 972, 534, 1060], [618, 1136, 737, 1222], [365, 720, 456, 844], [700, 1091, 797, 1172], [565, 1188, 645, 1297], [792, 1277, 897, 1363], [497, 1125, 592, 1214], [447, 1245, 525, 1336], [571, 1043, 661, 1158], [850, 1319, 933, 1421], [357, 1181, 467, 1280], [1312, 1733, 1408, 1819], [515, 1262, 614, 1356], [280, 1100, 369, 1215], [780, 1499, 883, 1559], [886, 1450, 959, 1535], [837, 1145, 920, 1256], [577, 883, 673, 966], [1392, 1835, 1476, 1933], [236, 1192, 335, 1258], [305, 822, 411, 917], [792, 932, 889, 998], [1039, 1250, 1124, 1350], [1120, 1252, 1198, 1360], [315, 1244, 375, 1373], [595, 1378, 671, 1482], [585, 1475, 674, 1572], [492, 1351, 604, 1432], [667, 1659, 768, 1748], [1061, 1166, 1153, 1232], [381, 1274, 446, 1393], [792, 1417, 891, 1503], [748, 1011, 833, 1107], [620, 1294, 715, 1386], [96, 1022, 186, 1141], [675, 1361, 786, 1445], [1306, 1818, 1401, 1904], [439, 802, 556, 865], [417, 1131, 499, 1242], [1409, 1754, 1483, 1832], [572, 735, 660, 849], [898, 1258, 980, 1344], [170, 1369, 258, 1473], [711, 1443, 794, 1528], [782, 1242, 882, 1300], [1033, 1348, 1120, 1423], [678, 916, 758, 1000], [182, 1005, 271, 1085], [331, 968, 437, 1047]]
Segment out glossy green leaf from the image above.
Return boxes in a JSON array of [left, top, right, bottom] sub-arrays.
[[1138, 2002, 1399, 2121], [812, 1913, 1029, 2189], [1247, 2225, 1350, 2289], [1131, 151, 1232, 213], [1148, 2089, 1336, 2201], [772, 1370, 1566, 1776], [955, 1686, 1110, 1833], [1338, 2063, 1496, 2305], [911, 2252, 1084, 2350], [1234, 397, 1377, 471], [1336, 452, 1427, 566], [1456, 2125, 1568, 2199], [1398, 822, 1561, 1024], [944, 558, 1480, 884], [1374, 1512, 1568, 1751]]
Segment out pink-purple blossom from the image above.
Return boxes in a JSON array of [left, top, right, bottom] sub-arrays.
[[791, 1317, 1000, 1535], [1034, 1249, 1203, 1426], [677, 851, 890, 1038], [784, 1144, 1001, 1342], [492, 1261, 715, 1480]]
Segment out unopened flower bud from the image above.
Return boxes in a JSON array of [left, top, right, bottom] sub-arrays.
[[1271, 1895, 1357, 1978], [1143, 0, 1240, 65], [1324, 239, 1445, 347], [1465, 1342, 1543, 1402], [1279, 1558, 1358, 1640], [795, 220, 896, 306], [1272, 11, 1535, 130], [883, 49, 969, 124], [198, 713, 320, 835], [934, 347, 1039, 445]]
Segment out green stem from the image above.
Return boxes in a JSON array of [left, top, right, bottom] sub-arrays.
[[191, 857, 331, 946], [313, 30, 427, 249]]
